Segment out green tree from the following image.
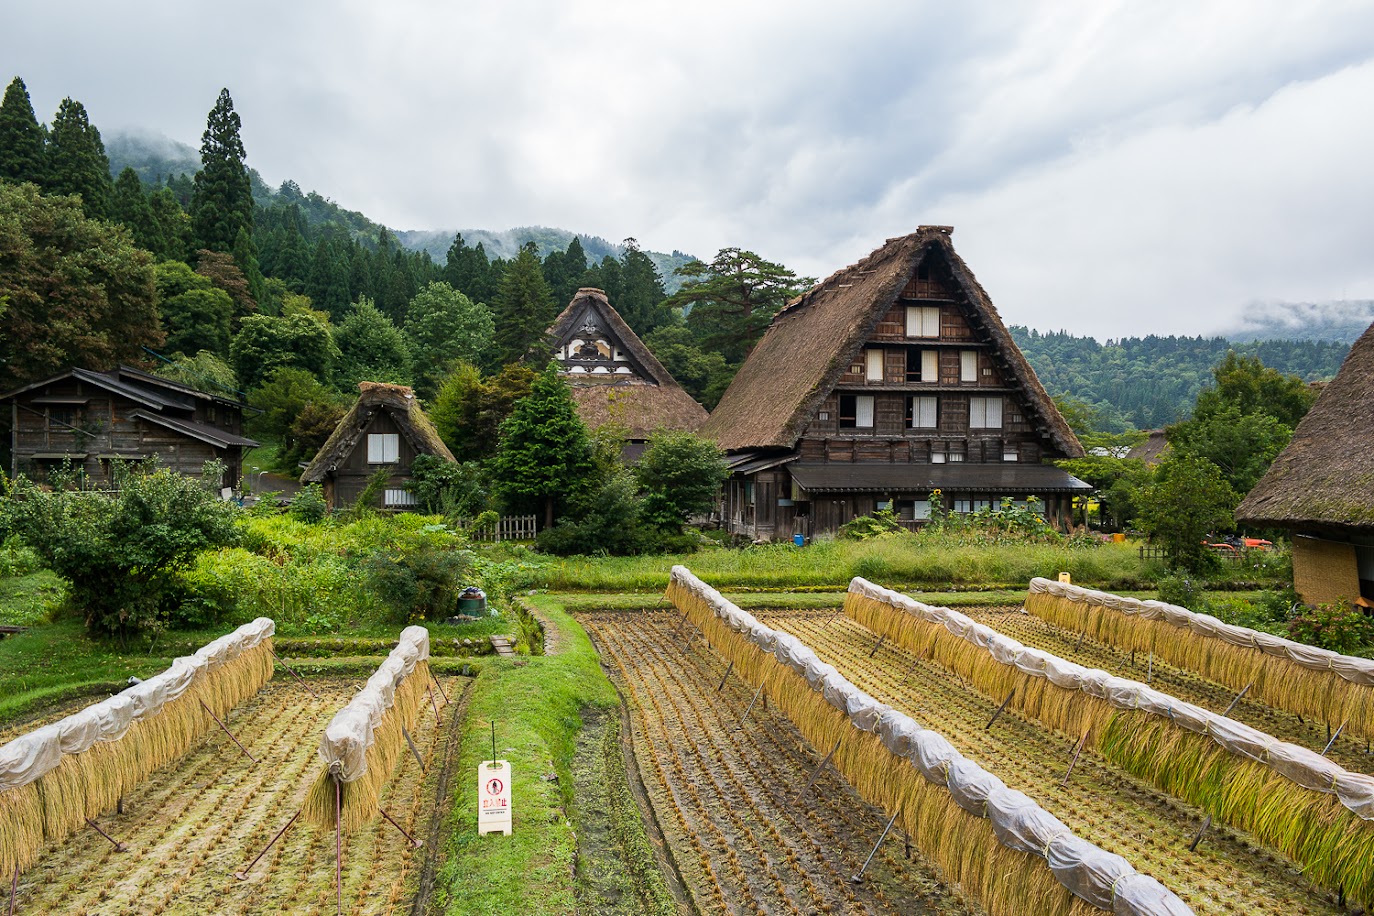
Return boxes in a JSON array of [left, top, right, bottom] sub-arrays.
[[618, 238, 671, 335], [0, 183, 161, 389], [669, 248, 813, 363], [442, 233, 497, 303], [148, 186, 191, 261], [335, 296, 412, 389], [0, 77, 46, 185], [306, 231, 353, 320], [1137, 454, 1239, 573], [245, 366, 346, 469], [428, 362, 536, 460], [230, 312, 339, 389], [195, 249, 257, 321], [1, 463, 240, 639], [1202, 351, 1317, 428], [542, 236, 587, 306], [635, 430, 727, 532], [643, 324, 734, 408], [491, 362, 594, 527], [404, 281, 496, 395], [45, 97, 111, 219], [190, 89, 253, 254], [492, 242, 557, 365], [152, 350, 238, 396], [111, 167, 161, 252]]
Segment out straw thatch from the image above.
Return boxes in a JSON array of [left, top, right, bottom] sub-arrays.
[[300, 382, 455, 484], [702, 227, 1082, 457], [549, 288, 708, 439], [848, 585, 1374, 907], [1237, 320, 1374, 531]]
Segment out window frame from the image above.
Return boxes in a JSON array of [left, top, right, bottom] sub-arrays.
[[367, 432, 400, 464]]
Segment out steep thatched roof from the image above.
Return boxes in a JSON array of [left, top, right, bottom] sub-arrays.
[[1237, 321, 1374, 531], [701, 227, 1082, 457], [1126, 429, 1170, 467], [548, 288, 708, 439], [300, 382, 454, 482]]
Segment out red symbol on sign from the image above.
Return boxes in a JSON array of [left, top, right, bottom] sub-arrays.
[[486, 778, 504, 796]]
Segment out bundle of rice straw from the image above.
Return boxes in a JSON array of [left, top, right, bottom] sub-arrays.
[[0, 617, 275, 877], [304, 626, 430, 831]]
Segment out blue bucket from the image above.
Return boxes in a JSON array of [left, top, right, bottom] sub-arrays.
[[793, 534, 805, 546]]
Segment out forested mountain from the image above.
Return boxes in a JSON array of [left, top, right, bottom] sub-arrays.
[[1011, 327, 1350, 430], [1219, 300, 1374, 344]]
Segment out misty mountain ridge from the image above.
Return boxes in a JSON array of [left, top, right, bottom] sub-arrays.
[[1218, 300, 1374, 344]]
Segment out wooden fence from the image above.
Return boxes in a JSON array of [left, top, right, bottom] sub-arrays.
[[467, 514, 539, 543]]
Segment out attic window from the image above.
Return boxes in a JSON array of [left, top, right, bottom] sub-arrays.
[[368, 433, 400, 464], [960, 350, 978, 382], [865, 349, 884, 382], [906, 306, 940, 338]]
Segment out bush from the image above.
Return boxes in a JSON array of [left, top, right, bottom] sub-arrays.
[[1288, 599, 1374, 656], [1156, 573, 1210, 612], [362, 544, 475, 623], [290, 483, 329, 522], [838, 508, 907, 541], [536, 472, 647, 556], [0, 539, 42, 578]]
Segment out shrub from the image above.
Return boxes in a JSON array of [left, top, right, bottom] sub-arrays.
[[838, 508, 907, 541], [1288, 599, 1374, 656], [361, 544, 476, 624], [1156, 573, 1210, 612], [290, 483, 329, 522]]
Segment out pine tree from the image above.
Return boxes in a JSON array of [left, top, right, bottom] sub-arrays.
[[491, 362, 595, 527], [45, 97, 111, 219], [0, 77, 46, 185], [190, 88, 253, 254], [492, 242, 557, 365], [112, 167, 161, 252], [618, 238, 670, 335], [148, 187, 190, 261]]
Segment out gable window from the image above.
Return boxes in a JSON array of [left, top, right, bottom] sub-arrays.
[[367, 433, 400, 464], [865, 349, 885, 382], [906, 349, 938, 382], [839, 394, 874, 429], [907, 395, 937, 429], [931, 443, 947, 464], [969, 396, 1003, 429], [384, 488, 417, 507], [905, 306, 941, 338], [960, 350, 978, 382]]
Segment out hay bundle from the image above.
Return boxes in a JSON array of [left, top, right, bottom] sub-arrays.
[[849, 578, 1374, 907], [666, 567, 1191, 916], [1024, 577, 1374, 739], [0, 617, 275, 877], [304, 626, 430, 831]]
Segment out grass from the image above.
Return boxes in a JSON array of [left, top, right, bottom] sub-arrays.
[[431, 596, 619, 916], [0, 570, 65, 627]]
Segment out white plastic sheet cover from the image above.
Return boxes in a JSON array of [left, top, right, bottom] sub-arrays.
[[0, 617, 275, 793], [318, 625, 430, 783], [1028, 577, 1374, 687], [667, 566, 1194, 916], [856, 577, 1374, 823]]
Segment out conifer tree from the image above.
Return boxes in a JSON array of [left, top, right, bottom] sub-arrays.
[[492, 241, 557, 365], [0, 77, 46, 185], [45, 97, 111, 219], [618, 238, 670, 335], [190, 88, 253, 254], [112, 167, 161, 252], [491, 362, 595, 528], [148, 187, 190, 261]]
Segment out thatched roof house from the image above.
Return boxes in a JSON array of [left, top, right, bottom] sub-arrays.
[[703, 226, 1089, 540], [548, 288, 707, 454], [301, 382, 454, 510], [1237, 321, 1374, 606], [1125, 429, 1170, 466]]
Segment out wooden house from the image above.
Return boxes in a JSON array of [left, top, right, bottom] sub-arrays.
[[702, 226, 1090, 540], [1, 365, 257, 491], [1237, 321, 1374, 607], [548, 287, 708, 458], [300, 381, 455, 510]]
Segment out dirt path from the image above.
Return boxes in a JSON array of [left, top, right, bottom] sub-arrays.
[[10, 675, 466, 916], [581, 611, 980, 916]]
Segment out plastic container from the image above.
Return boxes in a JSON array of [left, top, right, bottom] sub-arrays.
[[793, 534, 806, 546], [458, 586, 487, 615]]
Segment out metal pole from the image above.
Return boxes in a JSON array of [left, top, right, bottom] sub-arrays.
[[491, 721, 497, 766], [1222, 682, 1253, 716], [1187, 815, 1212, 852], [197, 699, 257, 763], [9, 865, 17, 916], [335, 778, 342, 916], [430, 670, 449, 705], [1147, 653, 1153, 684], [84, 817, 126, 852], [797, 739, 842, 800], [402, 726, 426, 773], [985, 689, 1016, 730], [716, 660, 734, 692], [867, 633, 887, 658], [851, 811, 900, 883], [234, 810, 300, 880], [379, 809, 424, 848], [739, 681, 766, 725], [1322, 721, 1347, 757], [269, 648, 318, 698], [1059, 730, 1090, 787]]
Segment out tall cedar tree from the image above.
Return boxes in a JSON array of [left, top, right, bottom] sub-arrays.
[[541, 237, 589, 306], [45, 98, 111, 219], [669, 248, 813, 364], [492, 242, 557, 365], [0, 183, 161, 388], [618, 238, 670, 336], [492, 362, 595, 527], [112, 167, 162, 252], [442, 233, 498, 303], [0, 77, 46, 184], [429, 361, 536, 461], [191, 89, 253, 255]]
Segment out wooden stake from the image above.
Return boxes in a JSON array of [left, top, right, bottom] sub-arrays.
[[867, 633, 887, 658], [430, 669, 449, 705], [669, 606, 690, 638], [402, 726, 426, 773], [985, 689, 1016, 730], [739, 681, 766, 726], [1059, 730, 1090, 787], [84, 817, 126, 852], [820, 606, 845, 631], [1188, 815, 1212, 852], [1073, 630, 1086, 653], [1222, 682, 1253, 716], [1147, 653, 1153, 684], [269, 648, 319, 698], [9, 865, 17, 916], [335, 778, 343, 916], [198, 699, 257, 763], [716, 661, 734, 692], [234, 810, 300, 880], [379, 809, 423, 848], [427, 682, 442, 728]]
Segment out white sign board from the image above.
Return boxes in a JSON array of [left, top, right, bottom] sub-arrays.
[[478, 760, 512, 835]]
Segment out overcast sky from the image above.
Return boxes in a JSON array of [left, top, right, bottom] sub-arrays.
[[5, 1, 1374, 338]]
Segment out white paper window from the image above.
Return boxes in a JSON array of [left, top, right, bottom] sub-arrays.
[[855, 395, 874, 428], [865, 349, 884, 381], [960, 351, 978, 382], [905, 306, 941, 338], [949, 450, 965, 462], [911, 396, 937, 429], [384, 488, 417, 507], [969, 397, 1003, 429], [931, 445, 947, 464], [1004, 445, 1019, 462], [922, 350, 939, 381], [953, 499, 971, 513], [367, 433, 399, 463], [912, 499, 931, 519]]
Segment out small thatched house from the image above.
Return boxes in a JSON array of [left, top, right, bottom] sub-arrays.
[[548, 287, 708, 458], [301, 382, 455, 510], [1126, 429, 1170, 467], [1237, 321, 1374, 607], [702, 226, 1090, 540], [1, 365, 257, 491]]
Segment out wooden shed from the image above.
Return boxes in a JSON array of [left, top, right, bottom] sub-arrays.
[[702, 227, 1090, 541], [1, 365, 257, 491], [1237, 321, 1374, 607], [300, 382, 455, 510]]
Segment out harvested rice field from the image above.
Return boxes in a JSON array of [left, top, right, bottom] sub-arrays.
[[581, 610, 980, 916], [7, 675, 465, 916], [757, 609, 1346, 916]]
